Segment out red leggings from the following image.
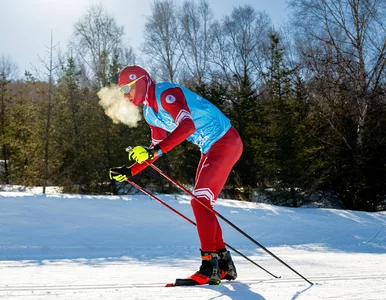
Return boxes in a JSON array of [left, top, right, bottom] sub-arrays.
[[191, 127, 243, 252]]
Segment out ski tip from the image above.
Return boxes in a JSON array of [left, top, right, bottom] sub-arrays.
[[165, 283, 174, 287]]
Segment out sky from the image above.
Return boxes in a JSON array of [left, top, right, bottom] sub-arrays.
[[0, 0, 290, 77], [0, 186, 385, 299]]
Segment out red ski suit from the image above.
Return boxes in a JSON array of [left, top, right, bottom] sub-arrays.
[[131, 84, 243, 252]]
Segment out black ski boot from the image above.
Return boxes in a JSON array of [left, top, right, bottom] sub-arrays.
[[174, 251, 221, 286], [218, 249, 237, 280]]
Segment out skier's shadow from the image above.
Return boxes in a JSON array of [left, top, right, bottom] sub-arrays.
[[201, 281, 265, 300]]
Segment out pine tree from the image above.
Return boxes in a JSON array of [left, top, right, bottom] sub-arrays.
[[258, 33, 308, 206]]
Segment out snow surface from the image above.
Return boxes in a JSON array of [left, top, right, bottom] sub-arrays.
[[0, 187, 385, 299]]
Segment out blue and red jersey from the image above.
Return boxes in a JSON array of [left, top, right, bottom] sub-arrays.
[[131, 82, 231, 175], [145, 82, 231, 153]]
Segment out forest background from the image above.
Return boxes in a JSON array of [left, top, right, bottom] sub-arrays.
[[1, 0, 385, 212]]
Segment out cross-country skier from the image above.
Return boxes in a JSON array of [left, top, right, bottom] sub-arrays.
[[109, 65, 243, 286]]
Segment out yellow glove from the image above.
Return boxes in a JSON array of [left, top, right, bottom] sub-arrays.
[[109, 166, 132, 182], [128, 146, 154, 164]]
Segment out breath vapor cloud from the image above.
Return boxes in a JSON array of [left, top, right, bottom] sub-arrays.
[[97, 85, 141, 127]]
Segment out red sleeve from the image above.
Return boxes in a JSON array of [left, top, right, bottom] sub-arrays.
[[156, 87, 196, 153], [130, 156, 158, 176], [150, 124, 167, 147]]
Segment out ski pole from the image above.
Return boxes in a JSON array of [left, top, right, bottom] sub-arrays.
[[124, 177, 280, 279], [146, 162, 313, 285]]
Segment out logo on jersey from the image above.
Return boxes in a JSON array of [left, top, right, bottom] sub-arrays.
[[195, 131, 209, 147], [129, 74, 137, 80], [165, 95, 176, 104]]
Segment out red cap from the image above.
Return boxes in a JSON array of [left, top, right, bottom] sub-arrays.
[[118, 65, 153, 106], [118, 65, 149, 86]]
